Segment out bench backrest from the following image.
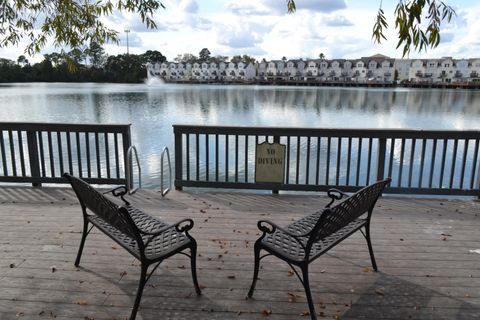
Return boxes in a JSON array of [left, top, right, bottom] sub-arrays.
[[64, 173, 137, 240], [311, 178, 391, 244]]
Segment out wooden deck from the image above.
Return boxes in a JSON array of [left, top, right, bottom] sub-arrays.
[[0, 186, 479, 320]]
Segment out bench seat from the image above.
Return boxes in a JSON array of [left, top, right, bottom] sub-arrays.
[[262, 218, 367, 262], [88, 207, 191, 261]]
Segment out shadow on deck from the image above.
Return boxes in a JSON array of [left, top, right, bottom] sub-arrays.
[[0, 186, 479, 319]]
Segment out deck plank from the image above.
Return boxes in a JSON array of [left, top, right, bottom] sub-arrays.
[[0, 186, 479, 319]]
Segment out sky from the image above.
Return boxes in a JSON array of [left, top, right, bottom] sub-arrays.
[[1, 0, 479, 62]]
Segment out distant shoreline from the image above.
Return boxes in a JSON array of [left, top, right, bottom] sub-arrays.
[[161, 79, 480, 90]]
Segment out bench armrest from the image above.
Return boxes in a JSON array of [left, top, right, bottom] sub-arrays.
[[104, 186, 130, 206], [174, 218, 195, 233], [143, 218, 195, 248], [257, 220, 311, 238], [139, 218, 194, 236], [326, 188, 348, 208]]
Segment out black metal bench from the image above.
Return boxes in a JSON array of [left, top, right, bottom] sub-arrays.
[[64, 173, 201, 320], [247, 178, 391, 320]]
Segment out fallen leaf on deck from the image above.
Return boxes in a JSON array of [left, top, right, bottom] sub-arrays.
[[288, 270, 294, 276], [50, 266, 57, 273], [74, 300, 88, 305], [300, 311, 310, 316], [375, 289, 384, 296], [261, 309, 272, 316], [227, 275, 236, 279], [287, 293, 298, 303]]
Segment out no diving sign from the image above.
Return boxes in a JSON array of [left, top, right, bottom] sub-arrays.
[[255, 142, 286, 184]]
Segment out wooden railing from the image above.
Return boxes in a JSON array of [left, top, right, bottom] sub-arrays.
[[173, 125, 480, 196], [0, 122, 131, 186]]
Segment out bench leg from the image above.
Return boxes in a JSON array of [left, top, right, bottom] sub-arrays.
[[365, 224, 378, 271], [247, 242, 261, 298], [130, 263, 148, 320], [74, 219, 89, 267], [301, 265, 317, 320], [190, 242, 202, 295]]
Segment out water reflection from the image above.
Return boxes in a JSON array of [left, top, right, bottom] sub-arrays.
[[0, 83, 479, 187]]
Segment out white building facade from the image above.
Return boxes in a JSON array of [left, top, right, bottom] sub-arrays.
[[146, 55, 480, 84]]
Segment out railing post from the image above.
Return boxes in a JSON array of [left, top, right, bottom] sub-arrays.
[[122, 125, 132, 186], [376, 138, 387, 182], [174, 129, 183, 191], [26, 131, 42, 187], [272, 135, 280, 194]]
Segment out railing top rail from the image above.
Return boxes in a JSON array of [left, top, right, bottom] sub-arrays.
[[0, 122, 131, 133], [173, 124, 480, 139]]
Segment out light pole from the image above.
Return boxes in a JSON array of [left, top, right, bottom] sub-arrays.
[[124, 29, 130, 55]]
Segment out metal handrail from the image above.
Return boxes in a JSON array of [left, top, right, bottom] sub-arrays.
[[126, 146, 141, 194], [160, 147, 172, 197], [0, 122, 131, 186], [173, 125, 480, 196]]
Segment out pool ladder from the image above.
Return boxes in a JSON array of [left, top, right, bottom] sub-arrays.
[[126, 146, 171, 197]]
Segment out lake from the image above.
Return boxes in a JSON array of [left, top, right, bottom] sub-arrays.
[[0, 82, 479, 187]]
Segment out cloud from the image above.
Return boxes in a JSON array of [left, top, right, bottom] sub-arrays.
[[188, 17, 213, 30], [287, 0, 347, 13], [226, 2, 270, 16], [121, 32, 143, 48], [324, 14, 353, 26], [439, 32, 454, 43], [226, 0, 347, 16], [217, 26, 262, 48], [180, 0, 198, 14]]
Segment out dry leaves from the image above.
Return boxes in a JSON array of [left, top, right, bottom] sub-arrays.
[[375, 289, 385, 296], [74, 300, 88, 305], [261, 309, 272, 316], [287, 293, 299, 303]]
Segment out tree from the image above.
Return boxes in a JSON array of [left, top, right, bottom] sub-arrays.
[[87, 42, 107, 68], [174, 53, 198, 63], [0, 0, 164, 56], [141, 50, 166, 64], [199, 48, 211, 62], [17, 55, 29, 66], [319, 53, 325, 60], [211, 55, 229, 63], [230, 55, 257, 65]]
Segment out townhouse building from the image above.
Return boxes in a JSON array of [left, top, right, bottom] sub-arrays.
[[146, 55, 480, 85]]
